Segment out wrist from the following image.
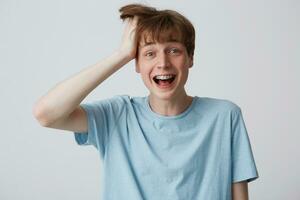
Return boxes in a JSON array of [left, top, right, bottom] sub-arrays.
[[115, 48, 135, 62], [110, 49, 134, 69]]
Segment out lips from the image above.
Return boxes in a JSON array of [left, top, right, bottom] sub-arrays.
[[152, 74, 176, 82], [152, 74, 177, 88]]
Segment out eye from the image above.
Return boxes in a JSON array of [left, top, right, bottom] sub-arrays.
[[145, 51, 155, 57], [169, 48, 180, 54]]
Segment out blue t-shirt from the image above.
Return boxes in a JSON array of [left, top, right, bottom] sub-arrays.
[[74, 95, 259, 200]]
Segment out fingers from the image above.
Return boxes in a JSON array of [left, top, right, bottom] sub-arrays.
[[124, 16, 138, 26], [131, 16, 138, 26], [119, 16, 139, 59], [123, 16, 138, 35]]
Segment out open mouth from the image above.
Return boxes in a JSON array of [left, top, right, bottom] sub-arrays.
[[152, 74, 176, 88]]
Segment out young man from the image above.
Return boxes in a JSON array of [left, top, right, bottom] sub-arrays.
[[33, 3, 259, 200]]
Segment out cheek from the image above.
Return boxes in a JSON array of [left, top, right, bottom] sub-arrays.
[[183, 58, 191, 68], [137, 60, 152, 74], [138, 65, 152, 82], [141, 70, 152, 82], [173, 57, 189, 68]]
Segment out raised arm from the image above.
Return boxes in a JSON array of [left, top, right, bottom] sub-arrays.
[[33, 17, 138, 131]]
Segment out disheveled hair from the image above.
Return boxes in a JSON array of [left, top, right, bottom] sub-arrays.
[[119, 3, 195, 59]]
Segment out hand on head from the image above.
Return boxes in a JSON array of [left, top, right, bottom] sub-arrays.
[[119, 16, 139, 60]]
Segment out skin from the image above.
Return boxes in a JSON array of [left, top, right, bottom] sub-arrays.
[[133, 21, 250, 199], [34, 16, 250, 199], [135, 39, 194, 116], [232, 181, 249, 200], [131, 18, 249, 199]]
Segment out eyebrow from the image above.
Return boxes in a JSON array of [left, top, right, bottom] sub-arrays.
[[139, 42, 155, 49], [139, 39, 181, 49]]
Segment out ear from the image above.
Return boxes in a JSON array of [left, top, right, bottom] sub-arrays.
[[188, 56, 193, 68]]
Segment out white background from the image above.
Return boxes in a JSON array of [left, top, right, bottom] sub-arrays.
[[1, 0, 299, 199]]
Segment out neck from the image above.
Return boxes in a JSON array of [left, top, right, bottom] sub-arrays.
[[148, 92, 193, 116]]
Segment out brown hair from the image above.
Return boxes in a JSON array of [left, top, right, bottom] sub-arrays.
[[119, 3, 195, 59]]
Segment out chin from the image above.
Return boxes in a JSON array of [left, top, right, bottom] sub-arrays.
[[146, 78, 185, 100]]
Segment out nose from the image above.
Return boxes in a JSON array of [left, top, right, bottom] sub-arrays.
[[156, 52, 170, 69]]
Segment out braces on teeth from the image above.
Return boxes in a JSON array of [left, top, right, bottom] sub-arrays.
[[155, 75, 175, 80]]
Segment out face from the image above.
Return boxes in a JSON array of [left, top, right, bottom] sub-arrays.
[[135, 40, 193, 101]]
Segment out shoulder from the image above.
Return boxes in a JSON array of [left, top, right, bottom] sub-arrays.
[[195, 96, 241, 114], [83, 95, 132, 113], [86, 94, 145, 109], [100, 94, 147, 111], [110, 94, 144, 106], [93, 94, 132, 105]]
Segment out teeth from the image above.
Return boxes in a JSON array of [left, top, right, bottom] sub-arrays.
[[155, 75, 175, 80]]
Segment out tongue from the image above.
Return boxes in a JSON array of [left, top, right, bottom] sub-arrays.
[[158, 80, 172, 86]]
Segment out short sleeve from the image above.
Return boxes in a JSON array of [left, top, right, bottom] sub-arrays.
[[73, 95, 126, 158], [231, 107, 259, 183]]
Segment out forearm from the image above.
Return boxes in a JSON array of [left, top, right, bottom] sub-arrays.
[[33, 50, 131, 125], [232, 181, 248, 200]]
